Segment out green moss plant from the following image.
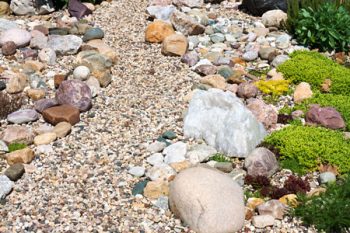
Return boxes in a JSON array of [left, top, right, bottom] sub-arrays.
[[8, 143, 27, 152]]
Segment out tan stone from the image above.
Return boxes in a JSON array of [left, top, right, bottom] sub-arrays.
[[321, 79, 331, 92], [294, 82, 313, 103], [245, 207, 254, 220], [34, 132, 57, 146], [6, 148, 35, 165], [0, 1, 10, 15], [91, 70, 112, 87], [200, 75, 227, 90], [5, 71, 27, 94], [246, 197, 265, 210], [23, 60, 45, 72], [161, 34, 188, 56], [307, 187, 327, 197], [27, 89, 45, 101], [87, 39, 118, 63], [145, 20, 175, 43], [53, 122, 72, 138], [170, 160, 191, 172], [279, 194, 298, 207], [267, 68, 284, 80], [143, 180, 169, 199]]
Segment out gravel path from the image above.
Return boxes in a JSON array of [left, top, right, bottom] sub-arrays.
[[0, 0, 197, 232]]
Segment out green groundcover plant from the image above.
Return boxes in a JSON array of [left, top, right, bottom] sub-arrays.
[[277, 51, 350, 95], [8, 143, 27, 152], [263, 125, 350, 174], [292, 174, 350, 233], [280, 93, 350, 130]]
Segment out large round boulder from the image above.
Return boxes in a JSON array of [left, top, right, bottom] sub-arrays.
[[169, 166, 245, 233], [55, 80, 92, 112]]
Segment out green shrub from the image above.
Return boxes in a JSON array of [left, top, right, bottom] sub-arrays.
[[277, 51, 350, 95], [294, 3, 350, 52], [292, 174, 350, 232], [209, 153, 231, 162], [263, 125, 350, 174], [291, 93, 350, 130], [8, 143, 27, 152]]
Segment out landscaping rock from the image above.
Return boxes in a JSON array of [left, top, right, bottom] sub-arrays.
[[262, 10, 287, 28], [237, 82, 259, 99], [128, 166, 146, 177], [2, 41, 17, 56], [0, 175, 13, 199], [30, 30, 48, 49], [144, 180, 169, 199], [257, 199, 287, 219], [272, 54, 289, 67], [34, 132, 57, 146], [214, 162, 233, 173], [5, 72, 27, 94], [173, 0, 203, 8], [145, 20, 175, 43], [27, 89, 45, 101], [1, 125, 33, 145], [6, 148, 35, 165], [186, 144, 217, 164], [147, 153, 164, 166], [169, 166, 245, 233], [147, 141, 167, 153], [4, 163, 25, 181], [170, 10, 205, 36], [163, 141, 187, 164], [82, 27, 104, 42], [200, 74, 226, 90], [294, 82, 313, 103], [181, 51, 199, 66], [0, 28, 31, 47], [56, 80, 92, 112], [244, 147, 279, 177], [73, 66, 90, 80], [7, 109, 39, 124], [146, 163, 176, 181], [52, 122, 72, 138], [319, 172, 336, 184], [184, 89, 266, 157], [34, 98, 58, 113], [0, 140, 9, 153], [161, 33, 188, 56], [38, 48, 56, 65], [306, 105, 345, 130], [48, 35, 83, 55], [86, 39, 118, 63], [247, 98, 278, 129], [42, 105, 80, 125], [252, 215, 275, 228], [146, 5, 176, 22]]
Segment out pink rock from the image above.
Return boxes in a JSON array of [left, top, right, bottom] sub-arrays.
[[306, 105, 345, 129], [55, 80, 92, 112], [0, 28, 31, 48], [257, 200, 287, 219], [247, 98, 278, 129], [237, 82, 258, 99]]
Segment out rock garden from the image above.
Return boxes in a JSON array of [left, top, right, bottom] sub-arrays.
[[0, 0, 349, 232]]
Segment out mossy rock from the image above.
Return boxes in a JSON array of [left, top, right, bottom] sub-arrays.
[[280, 93, 350, 130], [263, 125, 350, 174], [277, 51, 350, 95]]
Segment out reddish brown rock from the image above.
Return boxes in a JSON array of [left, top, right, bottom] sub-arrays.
[[42, 105, 80, 125], [33, 25, 49, 35], [54, 74, 66, 88], [2, 41, 17, 56], [237, 82, 259, 99], [306, 105, 345, 130]]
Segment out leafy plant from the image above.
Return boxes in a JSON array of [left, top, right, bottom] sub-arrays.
[[292, 174, 350, 232], [8, 143, 27, 152], [209, 153, 231, 162], [264, 125, 350, 174], [284, 175, 310, 194], [244, 175, 270, 189], [277, 51, 350, 95], [294, 3, 350, 52]]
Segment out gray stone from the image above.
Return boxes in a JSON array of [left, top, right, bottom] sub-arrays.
[[147, 5, 176, 22], [146, 163, 176, 181], [147, 153, 164, 166], [163, 141, 187, 164], [0, 28, 31, 47], [147, 141, 167, 153], [170, 10, 205, 36], [7, 109, 39, 124], [229, 168, 246, 186], [237, 82, 259, 99], [4, 163, 25, 181], [38, 48, 56, 65], [82, 28, 104, 42], [319, 172, 336, 184], [173, 0, 203, 8], [186, 144, 217, 164], [242, 50, 258, 61], [210, 33, 225, 43], [272, 54, 289, 67], [181, 51, 199, 67], [154, 196, 169, 211], [0, 19, 18, 33], [34, 98, 58, 113], [169, 167, 245, 233], [276, 34, 291, 49], [30, 30, 48, 49], [128, 166, 146, 177], [184, 89, 267, 157], [55, 80, 92, 112], [262, 10, 287, 28], [244, 147, 279, 177], [0, 175, 13, 199], [10, 0, 35, 15], [214, 162, 233, 173], [259, 46, 276, 60], [0, 140, 8, 153], [48, 35, 83, 55]]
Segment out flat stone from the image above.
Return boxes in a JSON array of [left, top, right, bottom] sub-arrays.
[[252, 215, 275, 228], [0, 28, 31, 47], [146, 163, 176, 181], [52, 122, 72, 138], [34, 132, 57, 146], [4, 163, 25, 181], [1, 125, 33, 145], [34, 98, 58, 113], [306, 105, 345, 130], [82, 27, 104, 42], [163, 141, 187, 164], [47, 35, 83, 55], [147, 141, 167, 153], [42, 105, 80, 125], [214, 162, 233, 173], [186, 144, 217, 164], [144, 180, 169, 199], [7, 109, 39, 124], [6, 148, 35, 165], [200, 75, 226, 90], [128, 166, 146, 177], [147, 153, 164, 166]]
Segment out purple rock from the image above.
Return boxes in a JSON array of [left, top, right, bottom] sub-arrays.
[[34, 98, 58, 113], [194, 64, 217, 76], [68, 0, 92, 19], [306, 105, 345, 129], [181, 51, 199, 67], [244, 147, 278, 177], [56, 80, 92, 112], [21, 48, 38, 59], [7, 109, 39, 124]]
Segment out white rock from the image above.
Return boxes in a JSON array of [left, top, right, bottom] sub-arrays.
[[186, 144, 217, 164], [0, 28, 31, 47], [86, 77, 100, 97], [128, 166, 146, 177], [48, 35, 82, 55], [147, 141, 167, 153], [0, 175, 14, 199], [147, 153, 164, 166], [262, 10, 287, 28], [38, 48, 56, 65], [169, 166, 245, 233], [252, 215, 275, 228], [10, 0, 35, 15], [0, 140, 9, 153], [184, 89, 267, 157], [147, 5, 176, 22], [163, 141, 187, 164], [73, 66, 90, 81], [146, 163, 176, 181]]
